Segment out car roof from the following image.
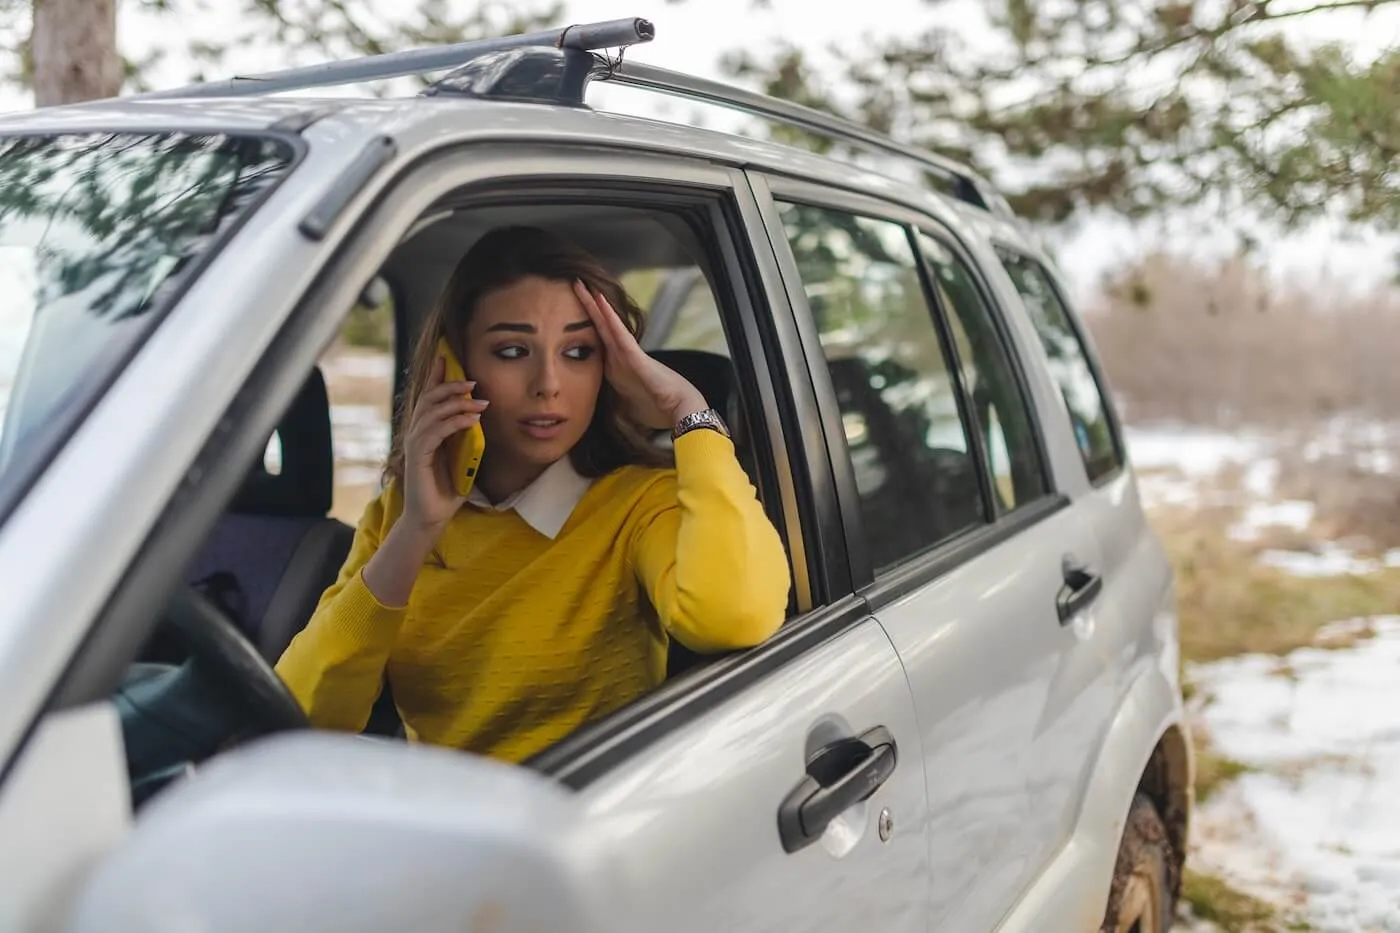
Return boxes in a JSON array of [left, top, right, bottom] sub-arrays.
[[0, 89, 1051, 270]]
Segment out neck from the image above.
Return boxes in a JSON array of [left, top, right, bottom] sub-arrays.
[[474, 454, 550, 503]]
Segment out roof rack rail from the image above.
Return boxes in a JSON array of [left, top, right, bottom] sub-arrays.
[[597, 61, 1003, 216], [132, 17, 653, 101], [127, 15, 1008, 218]]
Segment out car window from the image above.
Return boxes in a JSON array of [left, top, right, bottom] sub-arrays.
[[627, 265, 727, 357], [996, 249, 1123, 484], [915, 231, 1048, 514], [0, 131, 294, 504], [775, 201, 987, 573]]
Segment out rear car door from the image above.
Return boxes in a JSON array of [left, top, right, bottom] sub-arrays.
[[753, 178, 1110, 931], [989, 245, 1165, 861]]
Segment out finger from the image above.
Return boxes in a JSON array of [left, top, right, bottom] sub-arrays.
[[415, 379, 478, 413], [427, 352, 445, 388], [572, 280, 612, 345], [410, 397, 488, 435], [422, 412, 482, 450], [589, 285, 647, 358]]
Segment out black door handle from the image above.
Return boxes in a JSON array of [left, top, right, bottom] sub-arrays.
[[1057, 557, 1103, 624], [778, 725, 897, 853]]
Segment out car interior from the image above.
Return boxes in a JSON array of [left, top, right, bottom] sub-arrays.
[[113, 199, 779, 808]]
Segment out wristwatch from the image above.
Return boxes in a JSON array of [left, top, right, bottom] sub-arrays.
[[671, 407, 731, 441]]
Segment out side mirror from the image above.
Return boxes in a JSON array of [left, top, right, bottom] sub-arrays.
[[63, 732, 622, 933]]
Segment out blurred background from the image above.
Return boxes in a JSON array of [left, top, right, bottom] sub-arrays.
[[2, 2, 1398, 930]]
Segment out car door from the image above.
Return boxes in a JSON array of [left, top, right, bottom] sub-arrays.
[[752, 178, 1109, 932], [519, 170, 931, 933], [989, 245, 1165, 867]]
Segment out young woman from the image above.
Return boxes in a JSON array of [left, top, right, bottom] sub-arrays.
[[275, 225, 791, 764]]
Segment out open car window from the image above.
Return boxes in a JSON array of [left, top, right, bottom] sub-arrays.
[[0, 131, 295, 512]]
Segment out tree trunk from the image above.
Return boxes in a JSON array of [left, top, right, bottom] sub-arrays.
[[30, 0, 122, 106]]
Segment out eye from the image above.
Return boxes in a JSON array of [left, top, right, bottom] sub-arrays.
[[493, 345, 527, 360], [564, 345, 596, 361]]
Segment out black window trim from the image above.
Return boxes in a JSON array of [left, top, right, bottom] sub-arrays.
[[754, 173, 1061, 592], [903, 224, 1000, 532], [911, 224, 1056, 515], [41, 139, 861, 795], [991, 242, 1128, 488]]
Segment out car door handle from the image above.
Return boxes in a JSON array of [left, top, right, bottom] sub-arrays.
[[777, 725, 897, 853], [1057, 558, 1103, 624]]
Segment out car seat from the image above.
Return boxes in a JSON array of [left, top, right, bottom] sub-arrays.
[[183, 367, 356, 664]]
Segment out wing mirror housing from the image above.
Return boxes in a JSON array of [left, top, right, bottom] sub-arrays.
[[63, 732, 625, 933]]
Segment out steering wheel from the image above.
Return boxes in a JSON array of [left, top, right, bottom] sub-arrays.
[[116, 584, 308, 804], [159, 583, 309, 733]]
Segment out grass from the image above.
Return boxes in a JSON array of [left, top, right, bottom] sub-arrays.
[[1150, 502, 1400, 663], [1192, 727, 1256, 805], [1150, 488, 1393, 930], [1181, 870, 1281, 931]]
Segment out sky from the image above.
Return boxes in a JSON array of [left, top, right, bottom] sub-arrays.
[[1, 0, 1397, 305]]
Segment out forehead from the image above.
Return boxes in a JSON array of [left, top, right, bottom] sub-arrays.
[[471, 275, 583, 325]]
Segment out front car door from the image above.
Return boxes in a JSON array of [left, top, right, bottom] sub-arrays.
[[512, 156, 932, 933], [752, 176, 1112, 931], [0, 106, 935, 930]]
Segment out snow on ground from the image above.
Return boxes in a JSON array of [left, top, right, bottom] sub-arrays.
[[1127, 422, 1400, 931], [1188, 620, 1400, 932]]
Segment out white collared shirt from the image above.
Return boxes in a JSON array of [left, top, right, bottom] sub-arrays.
[[464, 456, 595, 539]]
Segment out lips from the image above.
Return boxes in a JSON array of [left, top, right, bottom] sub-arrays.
[[519, 415, 567, 440]]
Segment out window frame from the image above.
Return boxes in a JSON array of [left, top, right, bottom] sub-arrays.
[[911, 226, 1055, 515], [752, 174, 1066, 602], [764, 196, 996, 572], [992, 243, 1127, 488], [43, 138, 892, 794]]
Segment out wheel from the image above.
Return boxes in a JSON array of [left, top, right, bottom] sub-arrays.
[[1099, 792, 1176, 933]]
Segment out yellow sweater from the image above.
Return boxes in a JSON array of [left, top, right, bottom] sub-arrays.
[[274, 430, 790, 763]]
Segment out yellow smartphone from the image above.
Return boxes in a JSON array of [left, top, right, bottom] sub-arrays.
[[435, 337, 486, 498]]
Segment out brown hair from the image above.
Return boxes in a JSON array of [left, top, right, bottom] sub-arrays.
[[384, 224, 670, 488]]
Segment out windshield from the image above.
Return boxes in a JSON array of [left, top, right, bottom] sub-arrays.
[[0, 130, 294, 512]]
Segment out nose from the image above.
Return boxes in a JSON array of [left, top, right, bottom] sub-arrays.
[[531, 354, 562, 399]]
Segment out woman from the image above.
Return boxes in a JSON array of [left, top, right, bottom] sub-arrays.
[[275, 225, 790, 764]]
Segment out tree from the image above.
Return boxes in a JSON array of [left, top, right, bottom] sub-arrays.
[[1, 0, 563, 106], [722, 0, 1400, 233]]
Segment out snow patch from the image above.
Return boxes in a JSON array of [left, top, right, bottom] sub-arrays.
[[1188, 619, 1400, 931]]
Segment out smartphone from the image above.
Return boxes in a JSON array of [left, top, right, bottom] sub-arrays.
[[435, 337, 486, 498]]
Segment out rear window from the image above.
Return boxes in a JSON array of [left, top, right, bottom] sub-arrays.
[[0, 131, 294, 509]]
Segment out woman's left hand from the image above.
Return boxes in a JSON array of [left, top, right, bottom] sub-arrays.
[[574, 280, 708, 429]]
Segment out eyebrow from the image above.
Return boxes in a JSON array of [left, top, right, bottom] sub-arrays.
[[485, 320, 595, 334]]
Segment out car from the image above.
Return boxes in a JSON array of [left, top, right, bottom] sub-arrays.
[[0, 15, 1191, 933]]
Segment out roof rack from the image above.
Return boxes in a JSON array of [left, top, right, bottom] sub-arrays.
[[596, 62, 1000, 214], [133, 17, 654, 100], [129, 16, 1006, 217]]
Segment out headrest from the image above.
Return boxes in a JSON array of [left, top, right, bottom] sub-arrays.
[[649, 349, 747, 441], [649, 349, 738, 418], [231, 367, 334, 517]]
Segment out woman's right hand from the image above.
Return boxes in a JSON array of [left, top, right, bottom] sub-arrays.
[[402, 354, 489, 536]]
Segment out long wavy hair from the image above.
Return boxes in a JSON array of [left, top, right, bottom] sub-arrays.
[[384, 225, 671, 488]]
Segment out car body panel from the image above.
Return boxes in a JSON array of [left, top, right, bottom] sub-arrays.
[[574, 618, 930, 933], [871, 504, 1109, 932]]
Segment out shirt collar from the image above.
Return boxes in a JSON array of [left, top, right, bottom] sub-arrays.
[[464, 456, 594, 539]]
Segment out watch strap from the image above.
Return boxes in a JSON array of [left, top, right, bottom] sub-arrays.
[[671, 407, 730, 441]]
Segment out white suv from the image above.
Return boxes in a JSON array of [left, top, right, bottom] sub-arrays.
[[0, 16, 1190, 933]]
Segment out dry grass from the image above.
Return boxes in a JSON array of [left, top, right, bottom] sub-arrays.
[[1086, 253, 1400, 429], [1151, 503, 1400, 663]]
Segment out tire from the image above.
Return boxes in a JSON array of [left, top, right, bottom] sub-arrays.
[[1099, 792, 1176, 933]]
